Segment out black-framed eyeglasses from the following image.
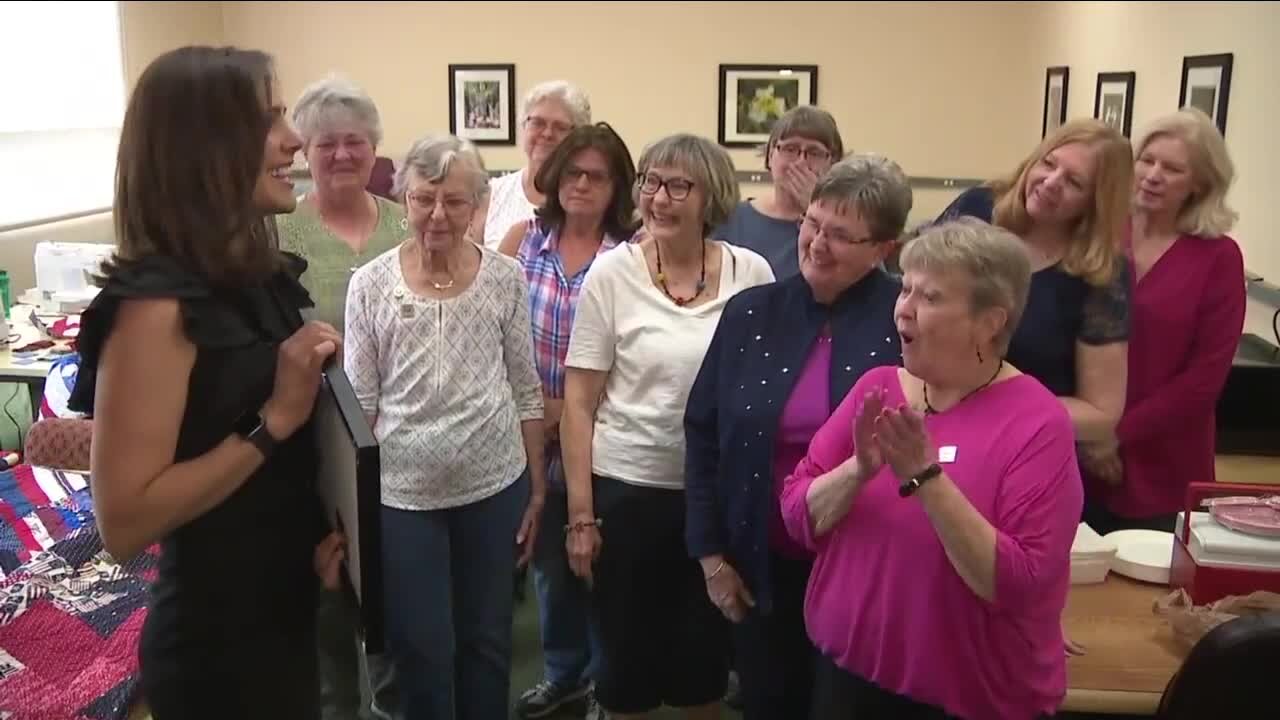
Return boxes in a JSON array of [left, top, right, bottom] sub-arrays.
[[798, 214, 877, 246], [775, 143, 832, 162], [637, 173, 694, 201]]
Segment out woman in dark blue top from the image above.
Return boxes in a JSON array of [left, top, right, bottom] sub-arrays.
[[685, 154, 911, 720], [935, 119, 1133, 472]]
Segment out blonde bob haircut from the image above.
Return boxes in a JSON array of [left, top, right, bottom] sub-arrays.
[[988, 118, 1133, 286], [1133, 107, 1238, 237]]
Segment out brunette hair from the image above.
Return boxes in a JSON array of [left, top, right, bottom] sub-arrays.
[[533, 122, 639, 239], [107, 45, 283, 285]]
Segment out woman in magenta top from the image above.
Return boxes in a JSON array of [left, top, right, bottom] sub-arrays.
[[781, 218, 1083, 719], [1084, 108, 1246, 534]]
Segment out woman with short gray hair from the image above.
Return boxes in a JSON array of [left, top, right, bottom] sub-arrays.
[[561, 133, 774, 717], [478, 80, 592, 248], [780, 216, 1082, 718], [344, 134, 547, 720], [276, 73, 406, 720], [685, 153, 908, 720], [278, 75, 404, 332]]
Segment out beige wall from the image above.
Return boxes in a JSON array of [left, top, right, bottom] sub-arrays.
[[223, 1, 1043, 225], [119, 1, 225, 87], [1031, 0, 1280, 335]]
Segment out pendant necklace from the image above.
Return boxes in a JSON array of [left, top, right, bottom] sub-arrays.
[[655, 240, 706, 307]]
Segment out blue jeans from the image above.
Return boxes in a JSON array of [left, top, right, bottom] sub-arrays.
[[381, 472, 529, 720], [533, 486, 602, 689]]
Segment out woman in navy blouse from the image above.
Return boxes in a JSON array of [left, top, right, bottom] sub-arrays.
[[684, 154, 911, 720], [935, 119, 1134, 492]]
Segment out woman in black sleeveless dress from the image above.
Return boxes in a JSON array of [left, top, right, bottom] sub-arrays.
[[68, 46, 345, 719]]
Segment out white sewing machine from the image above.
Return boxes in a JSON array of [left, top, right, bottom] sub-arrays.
[[19, 241, 113, 314]]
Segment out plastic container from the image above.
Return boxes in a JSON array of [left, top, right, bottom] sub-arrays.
[[1071, 522, 1117, 584], [1171, 482, 1280, 604], [0, 269, 10, 317]]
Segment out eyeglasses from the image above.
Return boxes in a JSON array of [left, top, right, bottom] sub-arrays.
[[799, 215, 876, 246], [524, 116, 573, 135], [637, 173, 694, 201], [775, 143, 832, 162], [406, 192, 473, 216], [563, 167, 611, 186]]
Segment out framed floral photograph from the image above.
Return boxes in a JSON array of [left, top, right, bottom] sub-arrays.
[[1042, 66, 1069, 138], [448, 63, 516, 145], [718, 64, 818, 147], [1094, 71, 1136, 137], [1180, 53, 1233, 135]]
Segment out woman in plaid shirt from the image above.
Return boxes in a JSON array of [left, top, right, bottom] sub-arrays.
[[498, 122, 639, 720]]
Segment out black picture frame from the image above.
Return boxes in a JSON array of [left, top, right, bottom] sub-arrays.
[[1180, 53, 1233, 136], [717, 64, 819, 148], [448, 63, 517, 145], [1094, 71, 1136, 137], [315, 364, 385, 652], [1042, 66, 1069, 138]]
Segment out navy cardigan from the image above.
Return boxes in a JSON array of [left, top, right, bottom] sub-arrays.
[[684, 269, 902, 614]]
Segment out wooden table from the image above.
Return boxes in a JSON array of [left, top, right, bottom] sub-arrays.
[[1216, 454, 1280, 486], [1062, 575, 1184, 714]]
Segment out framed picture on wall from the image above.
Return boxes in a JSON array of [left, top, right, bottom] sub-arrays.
[[1094, 71, 1136, 137], [1180, 53, 1233, 135], [718, 64, 818, 147], [448, 63, 516, 145], [1042, 66, 1069, 138]]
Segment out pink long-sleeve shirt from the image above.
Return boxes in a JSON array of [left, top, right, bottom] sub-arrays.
[[1101, 234, 1246, 518], [781, 365, 1083, 720]]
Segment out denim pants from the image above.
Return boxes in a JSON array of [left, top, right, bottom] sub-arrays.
[[533, 485, 602, 689], [381, 472, 529, 720]]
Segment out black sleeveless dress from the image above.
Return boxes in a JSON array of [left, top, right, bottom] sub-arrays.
[[69, 253, 326, 719]]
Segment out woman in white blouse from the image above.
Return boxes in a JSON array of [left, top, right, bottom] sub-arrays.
[[562, 133, 775, 719], [476, 80, 592, 249], [344, 134, 546, 720]]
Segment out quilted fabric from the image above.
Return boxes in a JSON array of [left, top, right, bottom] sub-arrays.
[[0, 465, 155, 720], [23, 419, 93, 472]]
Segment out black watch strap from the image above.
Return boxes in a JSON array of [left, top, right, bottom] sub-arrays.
[[899, 463, 943, 498], [233, 409, 278, 458]]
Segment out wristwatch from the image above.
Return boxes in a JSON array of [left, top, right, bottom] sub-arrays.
[[233, 408, 279, 458], [899, 463, 943, 498]]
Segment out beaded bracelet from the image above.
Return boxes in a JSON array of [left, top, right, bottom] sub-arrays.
[[564, 518, 604, 534]]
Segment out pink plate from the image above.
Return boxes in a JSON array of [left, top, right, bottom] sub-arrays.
[[1210, 504, 1280, 538]]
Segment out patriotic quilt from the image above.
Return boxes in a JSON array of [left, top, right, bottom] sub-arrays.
[[0, 465, 156, 720]]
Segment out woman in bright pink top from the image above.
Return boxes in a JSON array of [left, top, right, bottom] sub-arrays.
[[781, 218, 1083, 719], [1083, 108, 1246, 534]]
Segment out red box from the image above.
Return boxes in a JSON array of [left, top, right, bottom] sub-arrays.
[[1170, 482, 1280, 605]]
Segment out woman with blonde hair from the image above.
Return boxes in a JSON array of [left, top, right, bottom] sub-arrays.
[[1084, 107, 1245, 534], [936, 119, 1133, 477]]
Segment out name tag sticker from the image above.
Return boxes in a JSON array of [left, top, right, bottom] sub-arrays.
[[939, 445, 957, 464]]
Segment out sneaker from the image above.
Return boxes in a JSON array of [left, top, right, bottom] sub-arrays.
[[724, 670, 743, 711], [584, 686, 605, 720], [515, 680, 589, 719]]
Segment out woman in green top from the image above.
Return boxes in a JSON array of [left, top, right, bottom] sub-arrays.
[[277, 74, 406, 333], [275, 74, 403, 719]]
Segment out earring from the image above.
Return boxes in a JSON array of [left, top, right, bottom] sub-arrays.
[[976, 346, 984, 363], [400, 218, 408, 231]]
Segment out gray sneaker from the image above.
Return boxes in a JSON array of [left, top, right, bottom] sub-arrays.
[[584, 685, 605, 720], [515, 680, 589, 719]]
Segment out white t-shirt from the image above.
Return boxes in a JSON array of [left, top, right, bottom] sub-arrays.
[[566, 241, 775, 489], [483, 169, 537, 249]]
